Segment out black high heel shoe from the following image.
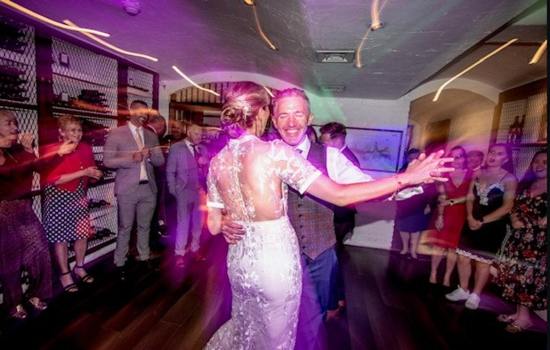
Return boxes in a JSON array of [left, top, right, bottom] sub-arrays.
[[73, 265, 94, 284], [60, 271, 79, 293]]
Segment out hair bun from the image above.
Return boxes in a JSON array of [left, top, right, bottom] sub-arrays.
[[220, 106, 246, 126]]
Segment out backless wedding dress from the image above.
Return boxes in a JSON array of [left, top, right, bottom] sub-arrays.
[[205, 134, 321, 350]]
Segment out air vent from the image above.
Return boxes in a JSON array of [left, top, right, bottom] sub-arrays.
[[320, 85, 346, 93], [315, 50, 355, 63]]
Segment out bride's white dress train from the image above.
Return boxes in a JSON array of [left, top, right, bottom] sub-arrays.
[[204, 135, 320, 349]]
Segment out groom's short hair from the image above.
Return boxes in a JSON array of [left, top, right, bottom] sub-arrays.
[[272, 88, 311, 114]]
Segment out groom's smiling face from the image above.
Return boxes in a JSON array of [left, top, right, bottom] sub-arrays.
[[272, 96, 313, 147]]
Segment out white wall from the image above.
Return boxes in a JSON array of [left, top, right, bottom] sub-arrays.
[[311, 95, 411, 250]]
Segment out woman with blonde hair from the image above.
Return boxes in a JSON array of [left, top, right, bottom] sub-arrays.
[[41, 115, 102, 293]]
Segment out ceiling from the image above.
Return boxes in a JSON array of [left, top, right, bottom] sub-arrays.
[[2, 0, 547, 99]]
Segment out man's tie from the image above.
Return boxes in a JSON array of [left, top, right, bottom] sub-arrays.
[[135, 127, 148, 181], [192, 144, 200, 162], [135, 127, 144, 149]]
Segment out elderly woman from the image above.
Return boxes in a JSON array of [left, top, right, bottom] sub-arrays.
[[0, 110, 75, 319], [41, 115, 102, 293]]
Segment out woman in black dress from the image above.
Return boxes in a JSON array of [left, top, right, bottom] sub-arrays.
[[495, 150, 547, 332], [446, 143, 517, 310]]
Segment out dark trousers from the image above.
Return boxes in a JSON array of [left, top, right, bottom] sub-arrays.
[[295, 247, 339, 350], [0, 200, 52, 313]]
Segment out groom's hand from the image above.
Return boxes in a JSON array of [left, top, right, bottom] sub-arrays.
[[221, 210, 245, 244]]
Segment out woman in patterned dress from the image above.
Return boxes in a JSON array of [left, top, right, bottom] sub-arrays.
[[204, 82, 453, 349], [425, 146, 473, 286], [41, 115, 102, 293], [495, 150, 547, 333], [0, 110, 76, 319], [446, 143, 517, 310]]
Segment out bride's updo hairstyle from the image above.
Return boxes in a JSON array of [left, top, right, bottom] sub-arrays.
[[221, 81, 270, 138]]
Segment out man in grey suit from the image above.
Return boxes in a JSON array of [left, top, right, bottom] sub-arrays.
[[166, 122, 203, 268], [103, 100, 165, 280]]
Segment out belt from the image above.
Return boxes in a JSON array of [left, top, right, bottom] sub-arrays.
[[139, 180, 149, 185]]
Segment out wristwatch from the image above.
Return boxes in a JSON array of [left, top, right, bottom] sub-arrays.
[[449, 199, 455, 206]]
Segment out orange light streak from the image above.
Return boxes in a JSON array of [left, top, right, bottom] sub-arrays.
[[433, 38, 518, 102], [1, 0, 110, 37], [172, 66, 220, 97], [529, 40, 547, 64], [63, 20, 158, 62]]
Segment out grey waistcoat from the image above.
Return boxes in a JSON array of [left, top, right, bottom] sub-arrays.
[[287, 142, 336, 260]]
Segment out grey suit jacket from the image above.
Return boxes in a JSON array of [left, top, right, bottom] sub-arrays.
[[103, 124, 165, 195], [166, 140, 201, 200]]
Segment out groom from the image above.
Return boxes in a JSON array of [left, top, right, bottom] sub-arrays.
[[221, 88, 375, 349]]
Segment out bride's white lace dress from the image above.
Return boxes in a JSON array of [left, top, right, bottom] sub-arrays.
[[205, 134, 321, 350]]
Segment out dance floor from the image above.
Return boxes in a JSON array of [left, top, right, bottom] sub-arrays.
[[0, 236, 546, 349]]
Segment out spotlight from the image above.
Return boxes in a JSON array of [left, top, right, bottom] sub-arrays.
[[122, 0, 141, 16], [243, 0, 255, 6], [370, 22, 384, 31]]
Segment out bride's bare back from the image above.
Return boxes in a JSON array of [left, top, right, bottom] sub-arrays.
[[207, 135, 320, 222]]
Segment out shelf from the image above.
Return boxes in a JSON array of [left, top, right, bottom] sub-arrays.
[[126, 86, 152, 98], [89, 177, 116, 188], [89, 204, 114, 214], [52, 105, 116, 118], [0, 98, 37, 109], [52, 69, 116, 88], [0, 47, 31, 65]]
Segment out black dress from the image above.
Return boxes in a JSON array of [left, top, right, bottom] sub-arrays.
[[457, 176, 509, 263]]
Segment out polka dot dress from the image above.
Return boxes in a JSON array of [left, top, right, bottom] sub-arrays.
[[42, 180, 91, 243]]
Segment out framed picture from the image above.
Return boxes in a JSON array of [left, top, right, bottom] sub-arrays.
[[314, 125, 403, 172]]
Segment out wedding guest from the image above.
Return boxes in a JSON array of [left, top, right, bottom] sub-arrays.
[[395, 148, 434, 259], [423, 146, 472, 286], [41, 115, 102, 293], [0, 110, 75, 318], [103, 100, 165, 281], [446, 143, 517, 310], [495, 150, 547, 333], [467, 150, 484, 171]]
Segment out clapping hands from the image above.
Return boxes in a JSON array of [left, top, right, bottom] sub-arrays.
[[84, 166, 103, 180]]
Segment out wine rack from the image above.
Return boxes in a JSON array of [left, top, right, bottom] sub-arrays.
[[493, 81, 547, 179], [51, 38, 118, 115], [0, 14, 37, 105], [0, 7, 159, 306], [127, 66, 153, 107]]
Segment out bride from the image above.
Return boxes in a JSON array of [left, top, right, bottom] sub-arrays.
[[205, 82, 451, 349]]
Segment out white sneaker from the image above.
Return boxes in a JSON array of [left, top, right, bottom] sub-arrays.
[[445, 286, 470, 301], [465, 293, 480, 310]]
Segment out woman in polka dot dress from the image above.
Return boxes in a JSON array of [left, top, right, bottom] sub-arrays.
[[41, 115, 103, 293]]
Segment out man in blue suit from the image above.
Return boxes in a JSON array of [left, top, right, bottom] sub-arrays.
[[166, 122, 204, 268]]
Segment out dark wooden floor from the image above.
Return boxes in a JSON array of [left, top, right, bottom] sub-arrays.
[[0, 238, 546, 350]]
